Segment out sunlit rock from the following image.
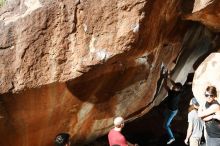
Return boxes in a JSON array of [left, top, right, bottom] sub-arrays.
[[193, 53, 220, 105], [184, 0, 220, 32], [0, 0, 218, 145], [192, 0, 213, 13]]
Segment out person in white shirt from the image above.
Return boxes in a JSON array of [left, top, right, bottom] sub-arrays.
[[184, 98, 204, 146]]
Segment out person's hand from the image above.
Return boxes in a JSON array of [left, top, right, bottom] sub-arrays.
[[162, 68, 168, 78], [134, 144, 139, 146], [184, 138, 188, 145], [212, 114, 220, 120], [167, 72, 171, 79]]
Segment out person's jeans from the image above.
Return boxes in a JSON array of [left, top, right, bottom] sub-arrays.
[[163, 109, 178, 139]]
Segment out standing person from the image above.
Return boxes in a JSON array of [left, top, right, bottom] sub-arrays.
[[108, 116, 138, 146], [162, 72, 183, 145], [198, 86, 220, 146], [184, 97, 204, 146], [54, 133, 71, 146]]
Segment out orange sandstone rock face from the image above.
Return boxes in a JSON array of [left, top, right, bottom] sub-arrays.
[[0, 0, 216, 145], [0, 0, 148, 93], [184, 0, 220, 32]]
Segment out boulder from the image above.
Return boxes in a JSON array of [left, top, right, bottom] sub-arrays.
[[0, 0, 218, 145], [193, 53, 220, 104]]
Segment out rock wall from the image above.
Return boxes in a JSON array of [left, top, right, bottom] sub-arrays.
[[184, 0, 220, 32], [0, 0, 219, 145]]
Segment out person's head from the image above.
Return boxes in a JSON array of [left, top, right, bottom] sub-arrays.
[[189, 97, 199, 111], [186, 73, 194, 85], [54, 133, 70, 146], [113, 116, 124, 129], [205, 86, 217, 103], [173, 82, 182, 91]]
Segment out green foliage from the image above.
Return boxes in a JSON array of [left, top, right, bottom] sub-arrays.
[[0, 0, 5, 7]]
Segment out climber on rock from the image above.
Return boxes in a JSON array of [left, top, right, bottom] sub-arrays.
[[162, 69, 183, 145]]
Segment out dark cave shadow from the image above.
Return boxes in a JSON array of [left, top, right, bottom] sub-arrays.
[[181, 0, 194, 14], [191, 30, 220, 71], [193, 47, 217, 70], [66, 63, 149, 104]]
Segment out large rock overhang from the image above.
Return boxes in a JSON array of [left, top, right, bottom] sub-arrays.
[[0, 0, 219, 145]]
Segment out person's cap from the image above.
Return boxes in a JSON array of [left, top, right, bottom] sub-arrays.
[[113, 117, 124, 126], [54, 133, 70, 146], [190, 97, 199, 106]]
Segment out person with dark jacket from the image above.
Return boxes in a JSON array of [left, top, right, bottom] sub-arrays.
[[163, 72, 182, 145]]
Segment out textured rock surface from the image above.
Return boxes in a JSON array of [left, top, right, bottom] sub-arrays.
[[0, 0, 219, 146], [193, 53, 220, 105], [0, 0, 147, 93], [184, 0, 220, 32]]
